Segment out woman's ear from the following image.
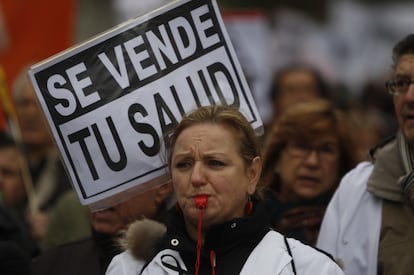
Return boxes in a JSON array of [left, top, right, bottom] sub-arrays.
[[155, 180, 173, 204], [247, 156, 262, 195]]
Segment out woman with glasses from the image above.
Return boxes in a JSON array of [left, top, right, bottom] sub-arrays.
[[261, 99, 358, 245]]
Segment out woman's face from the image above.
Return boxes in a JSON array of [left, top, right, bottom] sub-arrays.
[[171, 123, 261, 230], [276, 134, 340, 202], [274, 70, 321, 115]]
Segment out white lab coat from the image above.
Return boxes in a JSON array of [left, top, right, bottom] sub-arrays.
[[317, 161, 382, 275], [107, 230, 344, 275]]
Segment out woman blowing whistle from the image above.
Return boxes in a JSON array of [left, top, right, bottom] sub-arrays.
[[106, 105, 344, 275]]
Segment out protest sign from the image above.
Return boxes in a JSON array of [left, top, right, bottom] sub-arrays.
[[28, 0, 263, 210]]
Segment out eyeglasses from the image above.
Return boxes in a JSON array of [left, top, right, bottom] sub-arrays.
[[385, 79, 414, 96], [285, 141, 339, 162]]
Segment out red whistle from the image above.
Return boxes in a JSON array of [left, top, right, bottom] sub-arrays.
[[195, 195, 208, 209]]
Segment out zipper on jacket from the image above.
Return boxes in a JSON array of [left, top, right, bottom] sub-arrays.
[[210, 250, 216, 275]]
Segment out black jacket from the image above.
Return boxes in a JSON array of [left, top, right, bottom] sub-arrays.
[[30, 229, 122, 275], [141, 201, 271, 275]]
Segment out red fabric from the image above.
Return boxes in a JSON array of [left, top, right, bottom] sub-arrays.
[[0, 0, 76, 130]]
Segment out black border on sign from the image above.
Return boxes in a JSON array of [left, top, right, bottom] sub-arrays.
[[33, 0, 258, 199]]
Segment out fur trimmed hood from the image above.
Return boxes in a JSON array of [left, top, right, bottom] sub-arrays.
[[119, 219, 167, 262]]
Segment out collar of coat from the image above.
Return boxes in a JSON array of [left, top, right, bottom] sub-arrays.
[[118, 201, 271, 264], [118, 218, 167, 262], [367, 135, 405, 202]]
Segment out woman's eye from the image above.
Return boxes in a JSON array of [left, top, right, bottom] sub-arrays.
[[175, 160, 192, 169], [208, 159, 225, 167]]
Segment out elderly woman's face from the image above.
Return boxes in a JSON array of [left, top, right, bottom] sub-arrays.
[[276, 133, 340, 202], [171, 123, 260, 229]]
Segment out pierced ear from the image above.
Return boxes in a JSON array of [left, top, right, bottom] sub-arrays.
[[247, 156, 262, 195], [155, 181, 173, 204]]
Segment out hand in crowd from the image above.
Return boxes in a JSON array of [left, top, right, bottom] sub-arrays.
[[27, 211, 49, 241], [89, 207, 125, 235]]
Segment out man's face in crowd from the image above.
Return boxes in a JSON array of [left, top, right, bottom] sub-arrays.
[[0, 147, 25, 206], [393, 54, 414, 144], [14, 79, 51, 147]]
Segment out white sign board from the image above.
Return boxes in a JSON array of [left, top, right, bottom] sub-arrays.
[[28, 0, 263, 210]]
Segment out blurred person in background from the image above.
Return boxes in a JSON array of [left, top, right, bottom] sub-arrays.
[[31, 182, 173, 275], [265, 64, 331, 136], [345, 79, 398, 161], [269, 64, 330, 117], [347, 109, 388, 161], [0, 117, 90, 253], [38, 190, 91, 251], [0, 131, 38, 261], [11, 65, 76, 246], [0, 241, 31, 275], [317, 33, 414, 275], [106, 105, 343, 275], [261, 99, 358, 246], [357, 80, 397, 132], [0, 131, 27, 210]]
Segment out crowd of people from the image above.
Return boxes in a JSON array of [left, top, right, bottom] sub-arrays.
[[1, 1, 414, 274]]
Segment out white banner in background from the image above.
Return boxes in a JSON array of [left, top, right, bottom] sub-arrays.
[[28, 0, 262, 210]]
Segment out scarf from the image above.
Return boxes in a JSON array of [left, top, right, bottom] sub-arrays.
[[397, 131, 414, 204]]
